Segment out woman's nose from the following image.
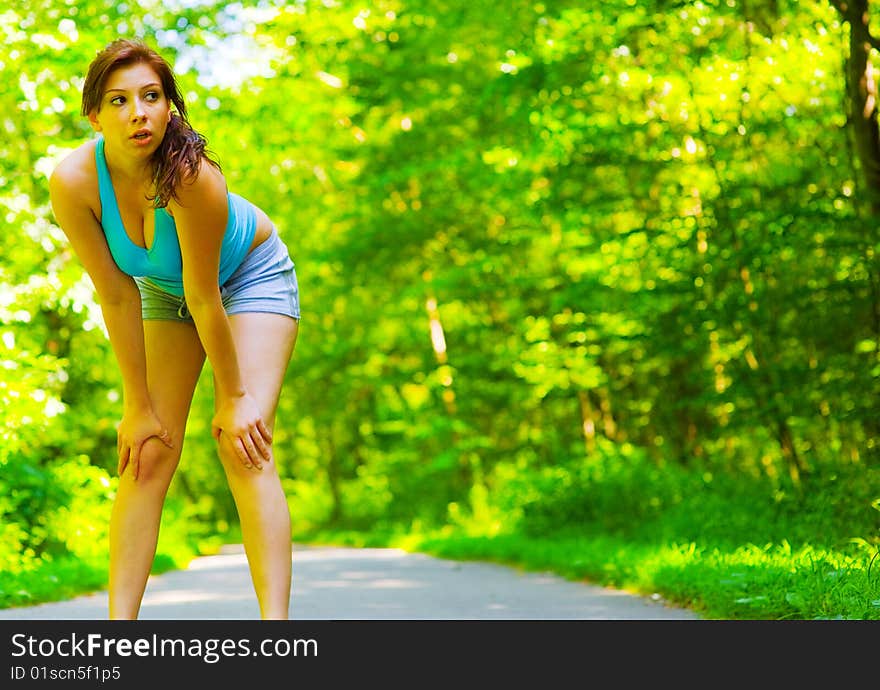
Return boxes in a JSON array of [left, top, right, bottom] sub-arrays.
[[130, 99, 146, 120]]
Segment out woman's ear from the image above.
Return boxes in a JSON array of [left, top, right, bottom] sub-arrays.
[[87, 109, 102, 132]]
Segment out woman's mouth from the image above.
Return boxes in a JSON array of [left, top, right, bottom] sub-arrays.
[[131, 130, 152, 145]]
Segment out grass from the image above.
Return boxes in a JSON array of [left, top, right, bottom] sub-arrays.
[[0, 556, 108, 610], [0, 529, 215, 611]]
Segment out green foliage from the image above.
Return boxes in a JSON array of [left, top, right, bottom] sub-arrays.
[[498, 442, 880, 548]]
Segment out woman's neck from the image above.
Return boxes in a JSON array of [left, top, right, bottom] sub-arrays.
[[103, 140, 153, 188]]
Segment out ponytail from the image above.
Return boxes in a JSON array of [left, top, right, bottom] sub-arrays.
[[150, 112, 220, 208]]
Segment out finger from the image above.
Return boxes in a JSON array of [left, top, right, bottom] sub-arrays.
[[250, 426, 270, 462], [260, 440, 273, 465], [242, 432, 262, 469], [118, 446, 130, 478], [130, 442, 141, 481], [233, 437, 253, 469], [257, 418, 273, 445], [249, 430, 268, 468]]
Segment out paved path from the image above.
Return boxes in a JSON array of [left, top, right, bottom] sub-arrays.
[[0, 544, 699, 620]]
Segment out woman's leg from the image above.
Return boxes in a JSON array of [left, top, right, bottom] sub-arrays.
[[215, 312, 298, 619], [109, 320, 206, 619]]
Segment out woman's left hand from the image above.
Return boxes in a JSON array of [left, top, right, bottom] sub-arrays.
[[211, 392, 273, 470]]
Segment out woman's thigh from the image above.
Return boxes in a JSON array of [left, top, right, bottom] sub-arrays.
[[217, 312, 299, 431], [142, 319, 207, 445]]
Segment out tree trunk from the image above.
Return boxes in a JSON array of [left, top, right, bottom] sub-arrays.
[[577, 389, 597, 455], [833, 0, 880, 447], [325, 432, 342, 524], [833, 0, 880, 209]]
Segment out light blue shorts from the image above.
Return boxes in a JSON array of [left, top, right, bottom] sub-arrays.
[[134, 226, 300, 322]]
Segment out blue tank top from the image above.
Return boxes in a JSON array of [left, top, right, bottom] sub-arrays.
[[94, 136, 257, 297]]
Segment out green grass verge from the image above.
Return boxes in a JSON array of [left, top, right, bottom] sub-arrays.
[[0, 556, 108, 610], [0, 534, 219, 611]]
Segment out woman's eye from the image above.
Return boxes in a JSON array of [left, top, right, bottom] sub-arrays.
[[110, 96, 125, 105], [145, 91, 159, 101]]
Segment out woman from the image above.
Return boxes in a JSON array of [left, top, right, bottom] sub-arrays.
[[49, 39, 300, 620]]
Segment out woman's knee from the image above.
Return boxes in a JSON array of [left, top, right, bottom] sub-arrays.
[[133, 436, 181, 484], [216, 433, 274, 479]]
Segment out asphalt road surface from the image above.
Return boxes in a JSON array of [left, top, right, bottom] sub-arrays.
[[0, 544, 700, 620]]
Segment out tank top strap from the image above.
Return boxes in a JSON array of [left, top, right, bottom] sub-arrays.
[[94, 136, 124, 234]]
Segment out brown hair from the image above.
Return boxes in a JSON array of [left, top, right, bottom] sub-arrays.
[[81, 39, 220, 207]]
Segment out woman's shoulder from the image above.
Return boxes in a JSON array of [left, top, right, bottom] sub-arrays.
[[186, 156, 225, 186], [49, 139, 98, 196], [171, 156, 226, 203]]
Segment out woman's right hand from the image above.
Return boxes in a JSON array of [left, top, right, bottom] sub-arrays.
[[211, 392, 273, 471], [116, 407, 174, 480]]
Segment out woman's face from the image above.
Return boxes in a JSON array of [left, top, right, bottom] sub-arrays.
[[88, 62, 171, 160]]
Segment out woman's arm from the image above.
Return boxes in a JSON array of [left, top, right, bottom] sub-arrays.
[[170, 159, 272, 470], [49, 158, 173, 478]]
